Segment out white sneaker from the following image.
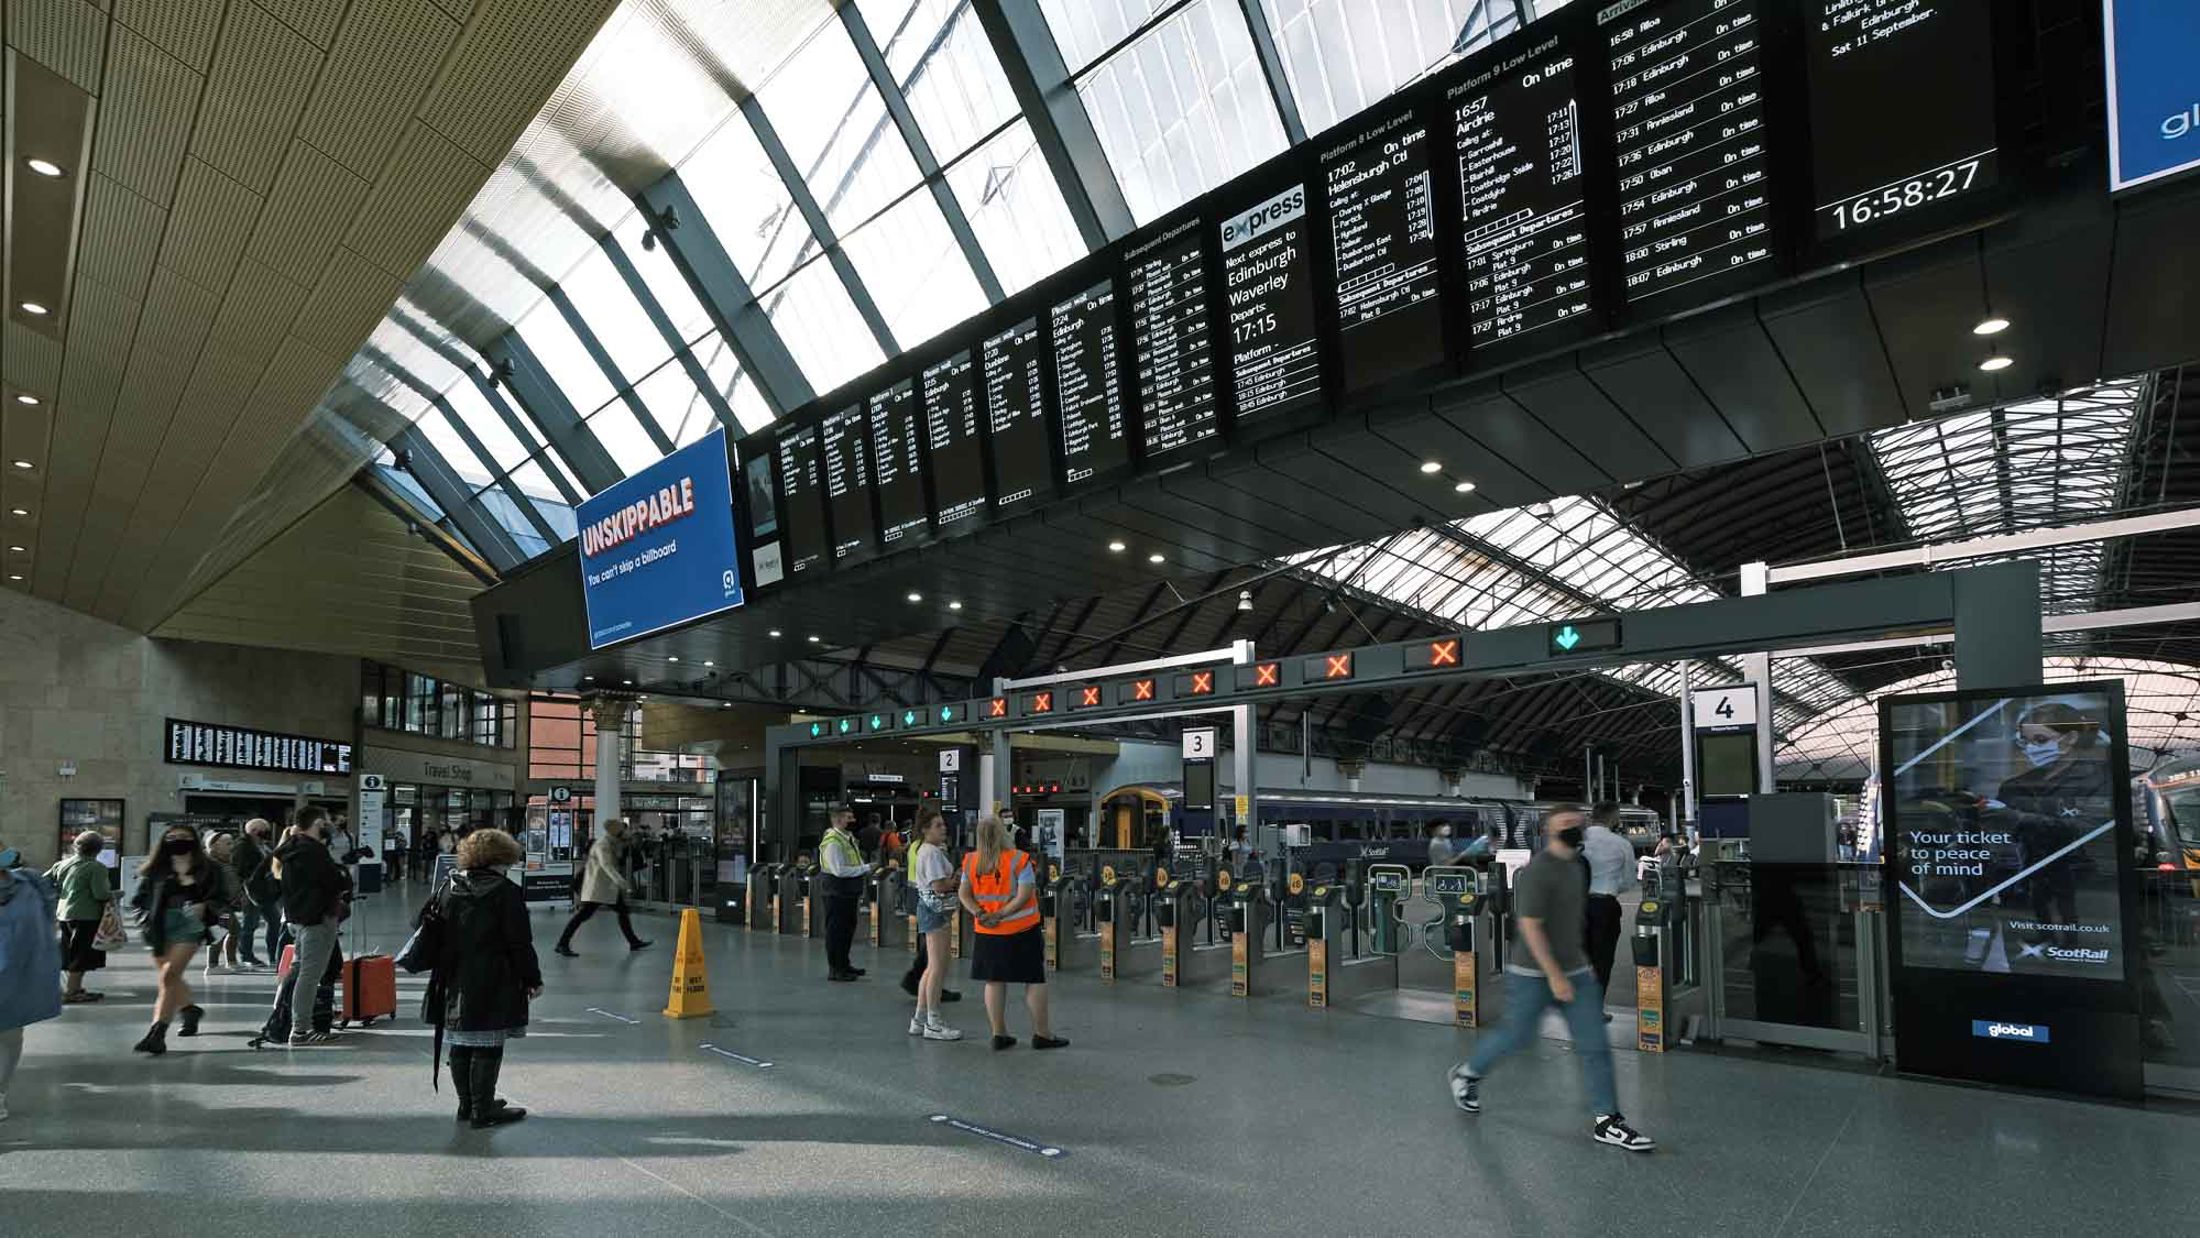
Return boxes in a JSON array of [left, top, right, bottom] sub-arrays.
[[908, 1015, 924, 1036], [922, 1019, 963, 1042], [1592, 1113, 1655, 1152]]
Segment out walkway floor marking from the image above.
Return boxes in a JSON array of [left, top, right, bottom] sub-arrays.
[[929, 1113, 1066, 1158], [586, 1007, 641, 1024], [699, 1042, 774, 1069]]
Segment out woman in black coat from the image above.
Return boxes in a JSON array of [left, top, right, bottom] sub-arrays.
[[426, 829, 542, 1128]]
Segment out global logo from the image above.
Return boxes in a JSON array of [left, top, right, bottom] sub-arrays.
[[1971, 1020, 2050, 1044], [2164, 102, 2200, 140]]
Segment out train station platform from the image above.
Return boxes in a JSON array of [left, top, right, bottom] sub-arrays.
[[0, 888, 2188, 1237]]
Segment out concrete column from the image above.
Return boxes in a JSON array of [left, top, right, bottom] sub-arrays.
[[587, 695, 632, 825], [981, 729, 1012, 821]]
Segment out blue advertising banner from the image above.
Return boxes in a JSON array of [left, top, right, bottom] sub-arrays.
[[2104, 1, 2200, 191], [577, 429, 743, 649]]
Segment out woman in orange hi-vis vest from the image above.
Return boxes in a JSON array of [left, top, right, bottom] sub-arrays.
[[958, 816, 1067, 1051]]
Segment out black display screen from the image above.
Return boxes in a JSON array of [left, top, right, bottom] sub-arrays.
[[1606, 0, 1777, 308], [1125, 220, 1219, 459], [867, 378, 929, 548], [982, 317, 1051, 514], [922, 350, 987, 533], [776, 424, 829, 577], [1219, 182, 1322, 425], [165, 719, 354, 776], [1451, 32, 1595, 347], [1050, 280, 1130, 486], [1806, 0, 1998, 242], [820, 405, 876, 565], [1323, 108, 1444, 391]]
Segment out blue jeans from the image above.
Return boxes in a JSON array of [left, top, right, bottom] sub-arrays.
[[1464, 968, 1618, 1117]]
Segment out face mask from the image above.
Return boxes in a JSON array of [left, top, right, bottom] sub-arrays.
[[164, 838, 196, 857], [1556, 826, 1586, 849], [0, 848, 18, 869], [2021, 740, 2063, 768]]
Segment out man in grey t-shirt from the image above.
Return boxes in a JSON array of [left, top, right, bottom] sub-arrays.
[[1447, 805, 1655, 1152]]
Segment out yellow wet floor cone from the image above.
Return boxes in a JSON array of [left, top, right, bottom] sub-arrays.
[[663, 907, 715, 1020]]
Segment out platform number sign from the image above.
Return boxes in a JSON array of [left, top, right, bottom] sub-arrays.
[[1691, 684, 1759, 730], [1181, 727, 1219, 760]]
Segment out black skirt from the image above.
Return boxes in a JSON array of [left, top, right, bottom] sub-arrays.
[[969, 925, 1045, 984], [60, 919, 107, 973]]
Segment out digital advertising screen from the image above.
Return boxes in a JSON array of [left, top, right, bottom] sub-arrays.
[[867, 378, 930, 547], [1218, 181, 1323, 426], [776, 424, 828, 578], [982, 316, 1052, 514], [575, 427, 745, 648], [1806, 0, 2000, 244], [1050, 280, 1131, 486], [1124, 219, 1220, 460], [744, 451, 778, 540], [921, 350, 987, 533], [1324, 107, 1445, 391], [2104, 0, 2200, 193], [820, 405, 877, 566]]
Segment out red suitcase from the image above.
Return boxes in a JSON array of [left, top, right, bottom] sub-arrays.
[[342, 953, 398, 1026]]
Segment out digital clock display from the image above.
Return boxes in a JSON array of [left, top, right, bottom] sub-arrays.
[[1807, 0, 1998, 241]]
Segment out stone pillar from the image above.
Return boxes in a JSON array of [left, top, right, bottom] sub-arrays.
[[587, 695, 635, 826]]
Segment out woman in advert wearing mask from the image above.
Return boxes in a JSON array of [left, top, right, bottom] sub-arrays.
[[129, 825, 225, 1054], [906, 807, 963, 1041], [1990, 701, 2114, 949]]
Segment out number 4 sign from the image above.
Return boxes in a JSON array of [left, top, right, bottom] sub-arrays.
[[1691, 685, 1759, 730]]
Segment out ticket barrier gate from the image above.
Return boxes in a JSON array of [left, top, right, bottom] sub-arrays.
[[1388, 865, 1489, 1027], [1226, 872, 1305, 998], [1307, 881, 1394, 1008], [1159, 878, 1229, 988], [804, 864, 828, 940], [1632, 893, 1681, 1053], [1366, 864, 1410, 957], [774, 863, 810, 936], [746, 863, 780, 931], [1042, 865, 1098, 972], [869, 868, 908, 951], [1095, 866, 1161, 982]]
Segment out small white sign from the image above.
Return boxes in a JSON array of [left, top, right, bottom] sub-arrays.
[[752, 542, 785, 588], [1181, 727, 1218, 760], [939, 748, 962, 773], [359, 773, 386, 791], [1692, 684, 1760, 729]]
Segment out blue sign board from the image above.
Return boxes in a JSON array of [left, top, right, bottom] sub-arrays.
[[576, 429, 744, 648], [2105, 1, 2200, 191], [1971, 1019, 2050, 1045]]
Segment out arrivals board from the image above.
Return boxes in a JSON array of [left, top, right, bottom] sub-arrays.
[[165, 719, 354, 776], [1324, 108, 1445, 391], [1605, 0, 1778, 309], [921, 350, 987, 532], [1219, 182, 1323, 424], [1806, 0, 1998, 243], [866, 378, 929, 547], [982, 317, 1051, 514], [820, 405, 876, 565], [776, 424, 829, 577], [1050, 280, 1130, 485], [1451, 32, 1596, 348], [1124, 219, 1219, 459]]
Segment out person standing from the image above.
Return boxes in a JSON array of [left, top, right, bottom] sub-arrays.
[[230, 819, 278, 968], [1581, 803, 1641, 1019], [1447, 805, 1654, 1152], [48, 831, 113, 1003], [199, 833, 248, 976], [905, 810, 963, 1041], [959, 815, 1066, 1051], [899, 808, 962, 1005], [272, 808, 351, 1048], [0, 844, 62, 1120], [428, 829, 542, 1129], [818, 806, 867, 982], [554, 818, 651, 957], [1426, 822, 1457, 869], [130, 825, 225, 1055]]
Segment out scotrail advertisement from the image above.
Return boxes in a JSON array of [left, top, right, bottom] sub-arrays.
[[576, 428, 743, 649]]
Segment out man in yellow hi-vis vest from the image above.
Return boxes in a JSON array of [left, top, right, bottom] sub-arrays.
[[819, 805, 868, 982]]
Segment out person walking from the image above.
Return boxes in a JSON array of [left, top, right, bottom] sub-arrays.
[[272, 808, 351, 1048], [959, 815, 1066, 1052], [129, 824, 226, 1055], [48, 831, 113, 1004], [201, 833, 248, 977], [1447, 805, 1654, 1152], [818, 806, 867, 982], [0, 844, 62, 1120], [427, 829, 542, 1129], [554, 818, 651, 957], [899, 808, 962, 1005], [905, 809, 963, 1040], [231, 819, 279, 968], [1581, 803, 1641, 1019]]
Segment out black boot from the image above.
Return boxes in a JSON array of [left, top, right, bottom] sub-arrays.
[[449, 1047, 476, 1121], [134, 1021, 170, 1055], [469, 1048, 526, 1129], [179, 1004, 205, 1037]]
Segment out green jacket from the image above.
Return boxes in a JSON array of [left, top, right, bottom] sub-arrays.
[[45, 854, 113, 923]]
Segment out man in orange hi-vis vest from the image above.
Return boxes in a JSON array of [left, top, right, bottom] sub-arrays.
[[958, 816, 1068, 1052]]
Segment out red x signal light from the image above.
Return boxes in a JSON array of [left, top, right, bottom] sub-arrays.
[[1079, 685, 1102, 708], [1254, 662, 1280, 687], [1132, 679, 1156, 701], [1188, 670, 1214, 695], [1323, 653, 1354, 680], [988, 698, 1008, 718], [1029, 691, 1054, 714], [1429, 639, 1460, 667]]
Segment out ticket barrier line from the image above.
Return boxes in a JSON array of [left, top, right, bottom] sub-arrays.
[[1096, 868, 1162, 982], [1159, 881, 1231, 989], [1306, 879, 1394, 1008], [1043, 868, 1099, 973]]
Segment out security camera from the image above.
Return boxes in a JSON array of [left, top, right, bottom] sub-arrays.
[[1939, 658, 1955, 672]]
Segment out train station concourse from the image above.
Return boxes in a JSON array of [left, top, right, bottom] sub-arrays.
[[2, 0, 2200, 1233]]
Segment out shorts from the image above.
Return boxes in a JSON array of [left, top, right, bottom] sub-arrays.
[[916, 901, 950, 935], [969, 925, 1045, 985]]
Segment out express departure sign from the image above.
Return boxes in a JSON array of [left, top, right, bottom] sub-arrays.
[[1219, 182, 1322, 425], [1125, 219, 1220, 459], [776, 424, 829, 577], [1324, 107, 1445, 391], [820, 405, 876, 565], [922, 350, 987, 533], [1052, 281, 1130, 486], [867, 378, 929, 547], [982, 317, 1051, 514]]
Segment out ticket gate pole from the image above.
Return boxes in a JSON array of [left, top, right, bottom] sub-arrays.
[[1042, 864, 1097, 972], [1366, 864, 1409, 957], [1424, 866, 1482, 1028], [1096, 865, 1129, 981], [804, 864, 826, 940], [774, 863, 805, 935], [1159, 877, 1186, 987], [747, 863, 779, 931], [870, 869, 908, 951], [1226, 870, 1263, 997], [1306, 880, 1397, 1008], [1632, 894, 1679, 1053]]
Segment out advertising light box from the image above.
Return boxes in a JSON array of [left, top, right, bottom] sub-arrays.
[[576, 428, 744, 649]]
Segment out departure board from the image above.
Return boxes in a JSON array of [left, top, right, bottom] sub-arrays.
[[867, 378, 928, 547], [1807, 0, 1998, 243], [921, 350, 987, 533], [1451, 33, 1595, 347], [1219, 182, 1322, 424], [776, 425, 829, 577], [1124, 219, 1219, 459], [1606, 0, 1777, 308], [982, 317, 1051, 514], [820, 405, 876, 565], [1050, 281, 1130, 485], [1324, 108, 1444, 391]]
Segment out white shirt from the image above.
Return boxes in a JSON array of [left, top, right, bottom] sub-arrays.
[[1582, 825, 1640, 897], [914, 842, 955, 906], [819, 827, 868, 878]]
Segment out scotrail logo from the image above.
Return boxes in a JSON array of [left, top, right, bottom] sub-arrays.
[[2016, 942, 2112, 964], [1971, 1020, 2050, 1044]]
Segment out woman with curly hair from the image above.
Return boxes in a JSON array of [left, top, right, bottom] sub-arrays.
[[426, 828, 542, 1129]]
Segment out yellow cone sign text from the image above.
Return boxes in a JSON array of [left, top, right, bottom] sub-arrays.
[[663, 907, 715, 1020]]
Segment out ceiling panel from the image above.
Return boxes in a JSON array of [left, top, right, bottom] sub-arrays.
[[114, 0, 224, 71], [74, 172, 165, 300], [297, 0, 462, 179], [88, 25, 200, 204], [11, 0, 108, 92], [190, 0, 322, 192], [159, 157, 265, 286]]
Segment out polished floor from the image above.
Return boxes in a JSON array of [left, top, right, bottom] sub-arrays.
[[1, 884, 2190, 1237]]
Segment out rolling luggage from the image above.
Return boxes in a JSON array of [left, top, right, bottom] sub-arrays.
[[343, 953, 398, 1026]]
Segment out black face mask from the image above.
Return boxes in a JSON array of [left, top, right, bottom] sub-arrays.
[[164, 838, 197, 857], [1556, 826, 1586, 849]]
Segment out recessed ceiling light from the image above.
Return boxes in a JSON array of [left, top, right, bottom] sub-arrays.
[[1419, 461, 1442, 474], [6, 546, 24, 553], [622, 679, 633, 686], [583, 675, 594, 681], [1107, 540, 1126, 552], [1973, 316, 2010, 336], [948, 600, 963, 611], [667, 655, 680, 663], [1148, 553, 1165, 564], [17, 302, 47, 316], [1978, 354, 2014, 373], [1454, 480, 1476, 494], [7, 509, 25, 517], [25, 158, 64, 178], [807, 635, 820, 643], [702, 660, 714, 667], [769, 629, 782, 638], [906, 591, 922, 603], [5, 575, 20, 582], [9, 461, 32, 471], [12, 394, 37, 406]]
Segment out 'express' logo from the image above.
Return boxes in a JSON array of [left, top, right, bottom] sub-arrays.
[[1221, 186, 1307, 252]]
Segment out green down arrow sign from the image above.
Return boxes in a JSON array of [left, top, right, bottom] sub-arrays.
[[1547, 617, 1622, 656]]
